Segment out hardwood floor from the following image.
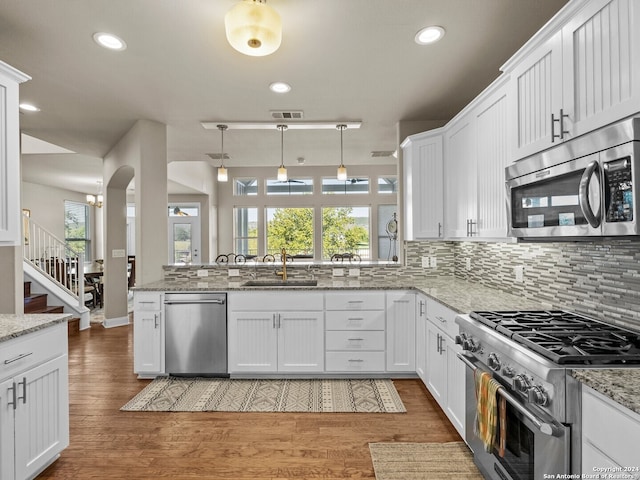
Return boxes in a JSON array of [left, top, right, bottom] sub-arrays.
[[39, 324, 461, 479]]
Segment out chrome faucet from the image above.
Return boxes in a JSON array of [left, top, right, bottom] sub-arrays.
[[276, 247, 288, 282]]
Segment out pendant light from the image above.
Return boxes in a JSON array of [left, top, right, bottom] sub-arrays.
[[225, 0, 282, 57], [277, 124, 288, 181], [337, 124, 348, 181], [217, 124, 228, 182]]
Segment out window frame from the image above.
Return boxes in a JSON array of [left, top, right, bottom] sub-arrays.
[[64, 200, 91, 262]]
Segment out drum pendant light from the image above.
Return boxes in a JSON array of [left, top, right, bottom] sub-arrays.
[[277, 125, 288, 181], [225, 0, 282, 57], [217, 124, 228, 182], [336, 124, 348, 181]]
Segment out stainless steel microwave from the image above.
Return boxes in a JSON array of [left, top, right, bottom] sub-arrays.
[[506, 117, 640, 238]]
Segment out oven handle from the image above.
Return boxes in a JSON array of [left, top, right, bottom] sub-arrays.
[[456, 352, 561, 437]]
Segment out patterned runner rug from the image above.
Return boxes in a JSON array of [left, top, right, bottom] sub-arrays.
[[369, 442, 483, 479], [121, 377, 406, 413]]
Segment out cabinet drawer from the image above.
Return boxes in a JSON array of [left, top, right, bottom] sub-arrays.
[[326, 331, 385, 351], [228, 291, 323, 311], [427, 300, 458, 339], [134, 292, 163, 311], [325, 292, 385, 311], [325, 351, 385, 372], [0, 323, 66, 381], [325, 310, 385, 330], [582, 386, 640, 467]]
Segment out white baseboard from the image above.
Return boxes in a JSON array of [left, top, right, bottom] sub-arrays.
[[103, 315, 129, 328]]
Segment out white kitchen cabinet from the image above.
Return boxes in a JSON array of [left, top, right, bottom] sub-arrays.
[[133, 291, 164, 377], [508, 0, 640, 160], [385, 291, 416, 372], [401, 130, 444, 239], [415, 294, 428, 384], [425, 299, 465, 438], [325, 291, 386, 373], [581, 384, 640, 472], [0, 322, 69, 480], [228, 292, 324, 374]]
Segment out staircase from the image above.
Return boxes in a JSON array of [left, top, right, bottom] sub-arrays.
[[24, 281, 80, 335]]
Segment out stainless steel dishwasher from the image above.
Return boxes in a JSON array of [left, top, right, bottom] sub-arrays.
[[164, 292, 228, 377]]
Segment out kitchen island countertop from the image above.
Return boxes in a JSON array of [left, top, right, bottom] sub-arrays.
[[0, 313, 71, 343], [134, 276, 548, 314], [570, 369, 640, 415]]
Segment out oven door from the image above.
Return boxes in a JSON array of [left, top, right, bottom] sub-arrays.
[[459, 354, 570, 480]]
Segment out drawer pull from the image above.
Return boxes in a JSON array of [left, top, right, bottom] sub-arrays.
[[4, 352, 33, 365], [138, 301, 157, 304], [348, 338, 364, 341], [348, 359, 364, 363], [347, 300, 364, 304], [436, 316, 447, 323], [347, 317, 364, 321]]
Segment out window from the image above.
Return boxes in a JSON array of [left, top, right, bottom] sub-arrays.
[[378, 176, 398, 194], [266, 178, 313, 195], [168, 205, 199, 216], [322, 207, 370, 259], [233, 207, 258, 256], [322, 177, 369, 194], [378, 205, 398, 261], [64, 201, 90, 261], [234, 178, 258, 196], [266, 207, 313, 257]]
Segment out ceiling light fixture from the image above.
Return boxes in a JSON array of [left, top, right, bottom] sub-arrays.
[[201, 121, 362, 131], [225, 0, 282, 57], [86, 181, 103, 208], [19, 103, 40, 112], [269, 82, 291, 93], [336, 124, 348, 181], [277, 124, 288, 182], [414, 25, 445, 45], [217, 124, 229, 182], [93, 32, 127, 51]]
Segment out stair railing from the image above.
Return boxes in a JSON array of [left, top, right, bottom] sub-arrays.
[[22, 213, 84, 308]]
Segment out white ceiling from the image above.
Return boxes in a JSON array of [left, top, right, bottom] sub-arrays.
[[1, 0, 568, 194]]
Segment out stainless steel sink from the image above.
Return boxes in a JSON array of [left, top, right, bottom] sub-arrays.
[[242, 280, 318, 287]]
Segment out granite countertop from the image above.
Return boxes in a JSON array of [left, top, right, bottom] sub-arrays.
[[0, 314, 72, 343], [135, 276, 548, 314], [571, 369, 640, 416]]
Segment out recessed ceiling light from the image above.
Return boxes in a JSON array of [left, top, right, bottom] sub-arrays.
[[19, 103, 40, 112], [415, 26, 445, 45], [93, 32, 127, 51], [269, 82, 292, 93]]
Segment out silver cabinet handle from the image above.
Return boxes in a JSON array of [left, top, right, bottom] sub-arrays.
[[348, 359, 364, 363], [439, 335, 445, 355], [348, 338, 364, 341], [551, 109, 570, 142], [347, 317, 364, 321], [154, 313, 159, 329], [278, 313, 281, 329], [419, 300, 425, 317], [17, 377, 27, 405], [436, 316, 446, 323], [436, 333, 441, 354], [7, 383, 16, 410], [273, 313, 277, 329], [347, 300, 364, 303], [4, 352, 33, 365], [438, 222, 442, 238]]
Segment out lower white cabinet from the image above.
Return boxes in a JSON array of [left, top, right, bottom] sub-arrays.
[[228, 292, 325, 374], [581, 384, 640, 473], [0, 323, 69, 480], [133, 291, 164, 377], [425, 299, 465, 438], [386, 291, 416, 372]]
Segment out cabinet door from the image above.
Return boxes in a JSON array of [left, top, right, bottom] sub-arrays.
[[475, 85, 510, 238], [0, 378, 15, 480], [415, 295, 428, 384], [228, 312, 278, 373], [403, 133, 444, 239], [426, 321, 446, 405], [133, 310, 163, 374], [278, 311, 324, 373], [386, 292, 416, 372], [562, 0, 640, 139], [14, 355, 69, 480], [444, 119, 477, 238], [445, 340, 466, 438], [511, 30, 564, 160]]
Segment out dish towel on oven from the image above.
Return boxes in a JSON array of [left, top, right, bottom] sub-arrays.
[[474, 369, 506, 456]]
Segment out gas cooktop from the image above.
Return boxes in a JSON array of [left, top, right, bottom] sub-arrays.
[[469, 310, 640, 365]]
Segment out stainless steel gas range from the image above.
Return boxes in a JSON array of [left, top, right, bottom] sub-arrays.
[[455, 310, 640, 480]]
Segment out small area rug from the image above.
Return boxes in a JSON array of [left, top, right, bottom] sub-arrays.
[[121, 377, 406, 413], [368, 442, 483, 480]]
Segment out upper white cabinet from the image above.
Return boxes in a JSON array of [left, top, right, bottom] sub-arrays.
[[401, 131, 444, 240], [0, 61, 30, 245], [508, 0, 640, 160]]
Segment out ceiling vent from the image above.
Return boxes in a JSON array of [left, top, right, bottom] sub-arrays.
[[370, 150, 396, 158], [270, 110, 304, 120], [206, 153, 230, 160]]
